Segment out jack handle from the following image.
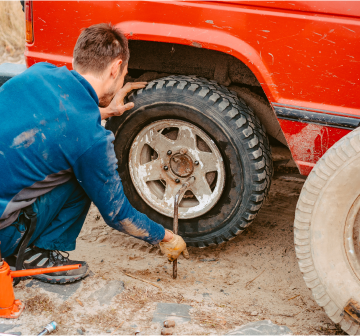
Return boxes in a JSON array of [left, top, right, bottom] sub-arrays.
[[173, 176, 195, 279], [10, 264, 81, 278], [0, 243, 80, 279]]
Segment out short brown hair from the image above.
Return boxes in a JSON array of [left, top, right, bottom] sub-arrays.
[[73, 23, 130, 76]]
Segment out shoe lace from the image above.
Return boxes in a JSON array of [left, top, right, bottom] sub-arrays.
[[49, 250, 69, 263]]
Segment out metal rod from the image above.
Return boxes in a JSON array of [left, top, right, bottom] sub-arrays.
[[173, 176, 195, 279]]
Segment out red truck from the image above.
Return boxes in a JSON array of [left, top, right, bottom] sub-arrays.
[[23, 1, 360, 332]]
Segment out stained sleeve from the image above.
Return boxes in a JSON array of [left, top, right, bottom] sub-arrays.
[[72, 132, 165, 244]]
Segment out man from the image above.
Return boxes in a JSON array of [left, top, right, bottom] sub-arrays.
[[0, 23, 188, 284]]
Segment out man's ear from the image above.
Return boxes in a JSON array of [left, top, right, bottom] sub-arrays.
[[71, 58, 75, 70], [110, 59, 123, 79]]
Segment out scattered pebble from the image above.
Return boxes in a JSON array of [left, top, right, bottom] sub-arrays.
[[161, 328, 174, 335], [250, 311, 258, 316], [164, 320, 176, 328]]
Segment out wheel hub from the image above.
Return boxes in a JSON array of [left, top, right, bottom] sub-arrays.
[[170, 153, 194, 177], [129, 119, 225, 219]]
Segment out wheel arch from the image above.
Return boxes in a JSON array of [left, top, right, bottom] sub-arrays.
[[118, 21, 278, 100], [117, 21, 287, 146]]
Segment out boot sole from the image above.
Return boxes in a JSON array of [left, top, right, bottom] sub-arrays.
[[32, 267, 90, 284]]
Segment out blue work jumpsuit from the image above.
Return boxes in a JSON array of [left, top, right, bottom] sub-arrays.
[[0, 63, 165, 257]]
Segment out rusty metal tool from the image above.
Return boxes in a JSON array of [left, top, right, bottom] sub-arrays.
[[173, 176, 195, 279]]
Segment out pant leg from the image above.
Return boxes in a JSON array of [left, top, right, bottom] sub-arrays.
[[30, 177, 91, 251], [0, 177, 91, 258], [0, 214, 26, 258]]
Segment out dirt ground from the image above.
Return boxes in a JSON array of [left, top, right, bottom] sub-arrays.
[[4, 172, 345, 335]]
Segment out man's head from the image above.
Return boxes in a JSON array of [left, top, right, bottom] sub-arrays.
[[73, 23, 130, 107]]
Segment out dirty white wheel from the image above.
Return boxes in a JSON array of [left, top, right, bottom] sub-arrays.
[[129, 119, 225, 219], [295, 128, 360, 334]]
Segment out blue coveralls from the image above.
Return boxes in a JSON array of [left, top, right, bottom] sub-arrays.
[[0, 63, 165, 258]]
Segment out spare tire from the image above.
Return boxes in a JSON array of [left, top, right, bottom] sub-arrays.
[[295, 127, 360, 334], [106, 75, 272, 247]]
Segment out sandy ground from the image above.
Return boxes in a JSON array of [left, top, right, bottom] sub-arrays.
[[3, 172, 345, 335]]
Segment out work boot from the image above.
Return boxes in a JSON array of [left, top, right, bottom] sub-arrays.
[[8, 245, 90, 284]]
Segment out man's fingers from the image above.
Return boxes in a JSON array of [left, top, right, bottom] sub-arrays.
[[182, 248, 190, 259], [123, 82, 147, 95], [113, 82, 147, 103], [113, 102, 134, 116], [129, 81, 148, 88], [123, 102, 134, 111], [125, 81, 147, 88]]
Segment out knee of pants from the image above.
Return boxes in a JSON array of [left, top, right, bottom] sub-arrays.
[[66, 180, 91, 208]]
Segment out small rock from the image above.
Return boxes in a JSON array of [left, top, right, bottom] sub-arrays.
[[164, 320, 176, 328], [106, 330, 111, 333], [250, 311, 258, 316], [161, 328, 174, 335], [77, 329, 84, 335]]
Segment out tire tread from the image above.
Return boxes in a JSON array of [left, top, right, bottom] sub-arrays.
[[117, 75, 272, 248], [295, 129, 360, 333]]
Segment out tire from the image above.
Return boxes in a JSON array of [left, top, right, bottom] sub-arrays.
[[295, 127, 360, 334], [106, 75, 272, 247]]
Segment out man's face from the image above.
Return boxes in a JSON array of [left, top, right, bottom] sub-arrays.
[[98, 63, 128, 108]]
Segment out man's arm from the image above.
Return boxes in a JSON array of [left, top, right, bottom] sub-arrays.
[[72, 132, 167, 244]]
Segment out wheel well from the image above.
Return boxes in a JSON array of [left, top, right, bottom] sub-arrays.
[[127, 40, 288, 146]]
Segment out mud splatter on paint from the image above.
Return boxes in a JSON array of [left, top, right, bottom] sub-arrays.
[[288, 124, 322, 162]]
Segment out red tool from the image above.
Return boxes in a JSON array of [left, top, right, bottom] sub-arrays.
[[0, 254, 80, 319]]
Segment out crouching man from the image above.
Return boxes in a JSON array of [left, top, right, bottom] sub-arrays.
[[0, 23, 188, 284]]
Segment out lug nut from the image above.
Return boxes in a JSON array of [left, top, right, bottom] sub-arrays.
[[194, 161, 199, 165], [175, 179, 180, 183], [164, 166, 168, 170], [167, 150, 172, 155]]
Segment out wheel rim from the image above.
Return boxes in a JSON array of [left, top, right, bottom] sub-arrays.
[[129, 119, 226, 219], [345, 195, 360, 281]]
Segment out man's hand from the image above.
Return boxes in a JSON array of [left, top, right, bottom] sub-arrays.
[[159, 230, 190, 262], [100, 82, 147, 120]]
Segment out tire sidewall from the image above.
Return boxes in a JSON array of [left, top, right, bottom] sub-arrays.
[[310, 154, 360, 308], [112, 91, 252, 244]]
